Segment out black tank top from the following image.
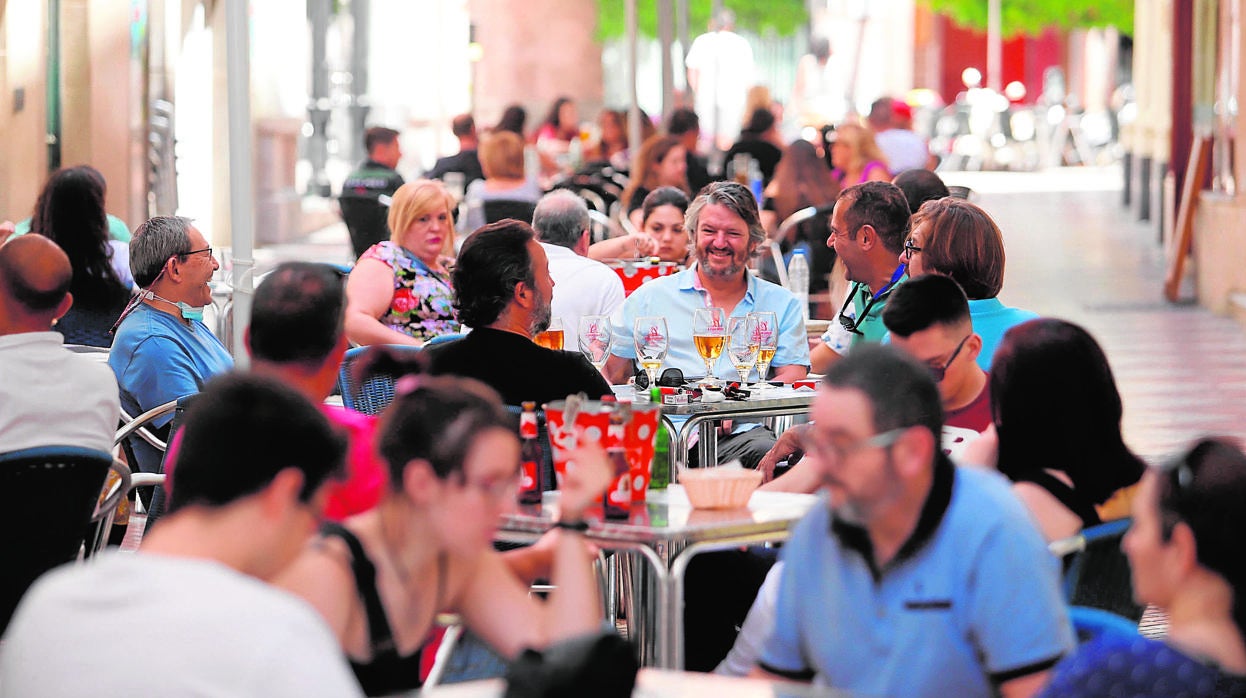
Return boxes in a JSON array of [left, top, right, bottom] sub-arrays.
[[1013, 470, 1101, 529], [321, 522, 446, 696]]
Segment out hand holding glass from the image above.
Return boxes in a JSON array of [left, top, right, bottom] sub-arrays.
[[577, 315, 613, 370], [692, 307, 727, 384], [749, 311, 778, 386], [633, 316, 669, 388], [727, 315, 760, 384]]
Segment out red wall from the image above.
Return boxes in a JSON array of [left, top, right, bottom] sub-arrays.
[[937, 18, 1064, 105]]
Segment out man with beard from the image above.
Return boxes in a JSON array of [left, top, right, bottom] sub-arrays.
[[606, 181, 809, 468], [752, 345, 1072, 697], [424, 219, 611, 405]]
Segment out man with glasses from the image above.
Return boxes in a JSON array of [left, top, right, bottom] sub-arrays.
[[109, 216, 232, 476], [752, 345, 1073, 697], [810, 181, 910, 374]]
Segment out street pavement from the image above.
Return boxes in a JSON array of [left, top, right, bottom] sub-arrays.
[[259, 165, 1246, 464]]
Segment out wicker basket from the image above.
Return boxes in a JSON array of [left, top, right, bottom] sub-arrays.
[[680, 468, 763, 509]]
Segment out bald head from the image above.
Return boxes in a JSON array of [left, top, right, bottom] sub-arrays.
[[0, 236, 74, 333], [532, 190, 589, 250]]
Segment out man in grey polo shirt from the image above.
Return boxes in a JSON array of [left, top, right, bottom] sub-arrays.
[[754, 345, 1072, 697]]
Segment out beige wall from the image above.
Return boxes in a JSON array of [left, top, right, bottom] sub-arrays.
[[1, 0, 50, 221], [469, 0, 603, 126]]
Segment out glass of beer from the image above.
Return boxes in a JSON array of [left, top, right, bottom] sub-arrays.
[[692, 307, 727, 385], [535, 317, 565, 351], [633, 316, 669, 389], [578, 315, 613, 371], [749, 311, 778, 387], [727, 315, 760, 385]]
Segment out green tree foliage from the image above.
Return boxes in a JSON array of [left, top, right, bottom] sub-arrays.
[[595, 0, 808, 40], [922, 0, 1133, 37]]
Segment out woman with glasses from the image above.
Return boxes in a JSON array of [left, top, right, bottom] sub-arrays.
[[277, 370, 610, 696], [966, 318, 1145, 542], [1038, 438, 1246, 697], [900, 197, 1037, 368]]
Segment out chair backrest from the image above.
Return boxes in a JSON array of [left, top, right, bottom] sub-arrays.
[[337, 344, 423, 416], [946, 185, 973, 200], [1055, 518, 1144, 622], [1068, 605, 1140, 645], [482, 199, 537, 225], [424, 332, 467, 348], [0, 446, 120, 632]]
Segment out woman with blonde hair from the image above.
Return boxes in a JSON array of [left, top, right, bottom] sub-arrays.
[[345, 179, 460, 346], [829, 122, 890, 186], [462, 130, 544, 232]]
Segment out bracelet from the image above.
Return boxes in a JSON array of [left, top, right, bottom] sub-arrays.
[[552, 518, 590, 533]]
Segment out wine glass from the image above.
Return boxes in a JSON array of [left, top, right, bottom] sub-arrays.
[[749, 311, 778, 388], [535, 316, 565, 351], [691, 307, 727, 385], [577, 315, 613, 371], [727, 315, 760, 385], [633, 316, 669, 389]]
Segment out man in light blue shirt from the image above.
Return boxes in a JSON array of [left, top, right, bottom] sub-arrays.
[[109, 216, 233, 475], [605, 181, 809, 468], [754, 345, 1073, 697]]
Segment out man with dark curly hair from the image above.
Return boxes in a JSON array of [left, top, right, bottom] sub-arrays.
[[423, 219, 611, 406]]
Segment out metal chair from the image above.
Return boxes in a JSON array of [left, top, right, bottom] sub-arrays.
[[1050, 518, 1144, 622], [336, 344, 424, 416], [114, 395, 193, 518], [0, 446, 128, 632]]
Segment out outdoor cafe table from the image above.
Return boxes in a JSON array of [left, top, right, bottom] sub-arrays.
[[417, 667, 858, 697], [659, 385, 817, 477], [494, 487, 817, 670]]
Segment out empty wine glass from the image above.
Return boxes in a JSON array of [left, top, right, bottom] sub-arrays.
[[727, 315, 760, 384], [748, 311, 778, 387], [577, 315, 613, 371], [633, 316, 669, 389], [691, 307, 727, 385]]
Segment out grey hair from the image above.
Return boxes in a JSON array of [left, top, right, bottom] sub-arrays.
[[131, 216, 194, 287], [532, 190, 589, 250], [685, 181, 765, 249]]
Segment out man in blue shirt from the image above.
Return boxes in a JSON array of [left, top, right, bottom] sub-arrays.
[[605, 180, 809, 468], [755, 345, 1073, 697], [110, 216, 233, 475]]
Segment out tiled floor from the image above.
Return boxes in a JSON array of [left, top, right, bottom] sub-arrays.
[[941, 166, 1246, 464]]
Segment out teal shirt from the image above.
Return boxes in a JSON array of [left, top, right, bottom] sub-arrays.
[[15, 214, 131, 243]]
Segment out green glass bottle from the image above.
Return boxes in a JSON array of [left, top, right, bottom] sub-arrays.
[[649, 419, 671, 491]]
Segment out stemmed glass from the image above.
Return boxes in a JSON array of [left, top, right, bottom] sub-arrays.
[[633, 316, 669, 389], [748, 311, 778, 388], [577, 315, 613, 372], [691, 307, 727, 385], [727, 315, 760, 385]]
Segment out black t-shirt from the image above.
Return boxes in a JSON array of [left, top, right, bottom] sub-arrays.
[[424, 327, 612, 406]]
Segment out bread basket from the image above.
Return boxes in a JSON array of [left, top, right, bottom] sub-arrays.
[[680, 466, 763, 509]]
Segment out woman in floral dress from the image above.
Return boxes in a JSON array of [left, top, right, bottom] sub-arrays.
[[345, 179, 460, 346]]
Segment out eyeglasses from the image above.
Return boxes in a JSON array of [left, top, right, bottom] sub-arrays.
[[927, 335, 971, 382], [452, 471, 520, 502], [837, 284, 885, 336], [179, 246, 213, 259], [801, 426, 909, 462], [902, 239, 922, 261]]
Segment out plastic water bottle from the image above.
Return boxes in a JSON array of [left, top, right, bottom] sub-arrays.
[[747, 158, 764, 205], [787, 250, 810, 322]]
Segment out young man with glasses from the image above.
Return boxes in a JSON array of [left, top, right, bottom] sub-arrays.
[[760, 274, 991, 489], [751, 345, 1073, 697], [109, 216, 232, 476], [810, 180, 910, 374]]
